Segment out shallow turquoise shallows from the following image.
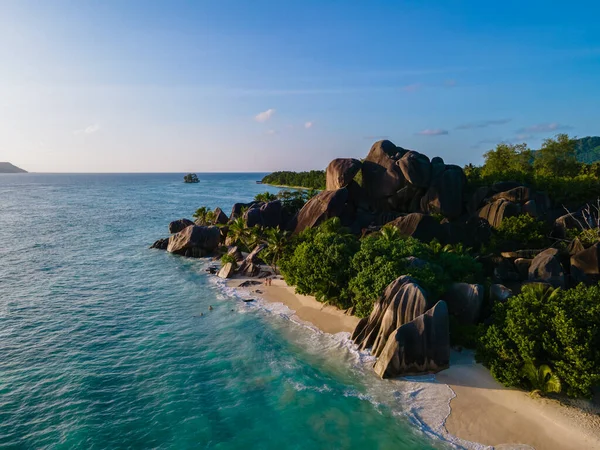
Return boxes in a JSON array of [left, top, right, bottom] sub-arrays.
[[0, 173, 448, 449]]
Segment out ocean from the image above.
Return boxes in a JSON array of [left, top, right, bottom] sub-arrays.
[[0, 173, 460, 449]]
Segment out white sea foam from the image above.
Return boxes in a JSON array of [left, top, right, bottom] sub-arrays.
[[208, 267, 489, 449]]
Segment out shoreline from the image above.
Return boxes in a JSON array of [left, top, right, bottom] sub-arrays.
[[226, 272, 600, 450]]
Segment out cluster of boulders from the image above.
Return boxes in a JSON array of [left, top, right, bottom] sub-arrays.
[[151, 138, 600, 379]]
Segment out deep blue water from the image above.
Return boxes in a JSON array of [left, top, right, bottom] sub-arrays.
[[0, 173, 450, 449]]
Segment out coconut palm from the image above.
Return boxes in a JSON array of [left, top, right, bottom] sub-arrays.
[[261, 227, 289, 273], [522, 361, 561, 397]]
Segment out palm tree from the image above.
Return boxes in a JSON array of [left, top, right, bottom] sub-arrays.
[[261, 227, 289, 273], [522, 361, 561, 398], [227, 217, 250, 249]]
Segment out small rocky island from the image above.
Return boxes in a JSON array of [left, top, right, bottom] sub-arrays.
[[153, 136, 600, 402], [183, 173, 199, 183], [0, 162, 27, 173]]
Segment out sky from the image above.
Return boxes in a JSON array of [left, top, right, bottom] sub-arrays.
[[1, 0, 599, 173]]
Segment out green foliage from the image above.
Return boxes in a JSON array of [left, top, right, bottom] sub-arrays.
[[276, 189, 311, 217], [220, 253, 238, 270], [478, 283, 600, 398], [522, 362, 561, 397], [449, 316, 484, 349], [193, 206, 216, 225], [227, 217, 260, 251], [184, 173, 199, 183], [347, 236, 483, 317], [254, 191, 278, 202], [279, 221, 360, 308], [533, 134, 579, 177], [261, 170, 326, 190], [490, 214, 549, 252], [465, 135, 600, 207], [260, 227, 289, 272], [481, 143, 533, 182]]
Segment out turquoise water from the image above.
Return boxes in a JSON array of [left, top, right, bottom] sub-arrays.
[[0, 173, 451, 449]]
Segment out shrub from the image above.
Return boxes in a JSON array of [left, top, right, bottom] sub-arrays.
[[477, 283, 600, 398], [193, 206, 216, 225], [279, 224, 360, 308], [261, 170, 326, 190], [489, 214, 549, 252]]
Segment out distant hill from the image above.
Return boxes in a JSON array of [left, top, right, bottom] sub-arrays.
[[575, 136, 600, 164], [0, 162, 27, 173]]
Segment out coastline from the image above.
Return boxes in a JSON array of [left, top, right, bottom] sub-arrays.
[[227, 271, 600, 450]]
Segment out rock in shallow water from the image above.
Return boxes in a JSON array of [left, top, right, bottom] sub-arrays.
[[167, 225, 220, 256]]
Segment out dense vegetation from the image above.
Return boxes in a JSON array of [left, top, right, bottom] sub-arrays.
[[465, 134, 600, 206], [478, 283, 600, 398], [279, 220, 483, 317], [261, 170, 326, 190]]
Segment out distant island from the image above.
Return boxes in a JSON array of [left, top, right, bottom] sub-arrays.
[[0, 162, 27, 173], [183, 173, 199, 183]]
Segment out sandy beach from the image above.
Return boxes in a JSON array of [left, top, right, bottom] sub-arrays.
[[229, 273, 600, 450]]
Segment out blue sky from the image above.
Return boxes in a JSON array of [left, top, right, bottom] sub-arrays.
[[1, 0, 599, 172]]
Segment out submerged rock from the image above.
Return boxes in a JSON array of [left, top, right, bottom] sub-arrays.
[[150, 238, 169, 250], [373, 300, 450, 378]]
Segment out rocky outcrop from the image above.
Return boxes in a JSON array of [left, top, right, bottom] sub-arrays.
[[167, 225, 220, 257], [291, 188, 348, 234], [490, 284, 513, 303], [528, 248, 565, 288], [397, 151, 431, 188], [213, 207, 229, 225], [571, 243, 600, 285], [361, 140, 406, 203], [352, 276, 424, 350], [373, 300, 450, 378], [386, 213, 442, 243], [227, 246, 244, 263], [491, 186, 532, 204], [217, 262, 235, 279], [150, 238, 169, 250], [420, 165, 466, 219], [229, 201, 260, 221], [443, 283, 484, 325], [245, 200, 282, 228], [169, 218, 194, 234], [238, 244, 266, 277], [326, 158, 362, 190], [478, 198, 520, 228]]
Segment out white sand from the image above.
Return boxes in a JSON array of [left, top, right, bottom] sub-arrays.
[[229, 273, 600, 449]]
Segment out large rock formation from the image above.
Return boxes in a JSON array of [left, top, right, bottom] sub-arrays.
[[528, 248, 566, 288], [373, 300, 450, 378], [238, 244, 267, 277], [167, 225, 220, 257], [420, 165, 466, 219], [571, 243, 600, 285], [361, 140, 406, 204], [443, 283, 484, 325], [397, 151, 431, 188], [386, 213, 442, 243], [326, 158, 362, 190], [169, 218, 194, 234], [291, 188, 348, 234], [245, 200, 282, 228], [352, 276, 423, 350], [478, 198, 520, 228]]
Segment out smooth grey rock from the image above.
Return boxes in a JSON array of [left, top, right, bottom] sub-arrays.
[[528, 248, 565, 288], [443, 283, 484, 325]]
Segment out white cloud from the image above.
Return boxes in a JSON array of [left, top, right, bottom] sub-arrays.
[[74, 124, 100, 134], [517, 122, 571, 133], [255, 108, 275, 122], [266, 129, 276, 135], [304, 121, 313, 129], [416, 129, 449, 136]]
